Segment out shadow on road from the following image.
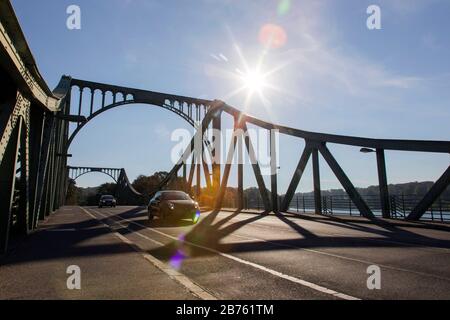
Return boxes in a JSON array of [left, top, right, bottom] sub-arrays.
[[3, 206, 450, 267]]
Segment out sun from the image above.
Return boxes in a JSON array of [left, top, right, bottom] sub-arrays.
[[210, 39, 294, 112], [240, 69, 267, 94]]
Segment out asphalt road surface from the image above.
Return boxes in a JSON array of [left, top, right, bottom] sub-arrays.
[[2, 206, 450, 300]]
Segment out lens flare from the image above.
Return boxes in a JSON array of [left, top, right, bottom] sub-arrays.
[[277, 0, 291, 16], [259, 24, 287, 49], [193, 211, 201, 223], [207, 27, 296, 113], [169, 249, 186, 270]]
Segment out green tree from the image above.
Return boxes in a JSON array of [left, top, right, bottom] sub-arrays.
[[65, 179, 79, 205]]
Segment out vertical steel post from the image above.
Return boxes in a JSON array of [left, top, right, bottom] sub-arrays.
[[376, 149, 390, 218], [196, 153, 201, 198], [77, 87, 83, 125], [237, 130, 244, 210], [212, 111, 221, 197], [312, 148, 322, 214], [101, 91, 105, 108], [89, 88, 94, 116], [17, 114, 30, 235], [0, 119, 22, 254], [28, 109, 45, 229], [270, 129, 278, 212], [214, 127, 238, 210]]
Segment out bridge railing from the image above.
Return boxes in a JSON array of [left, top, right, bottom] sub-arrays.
[[280, 194, 450, 223], [236, 193, 450, 222]]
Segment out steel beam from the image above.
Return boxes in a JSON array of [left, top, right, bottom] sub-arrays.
[[407, 165, 450, 221], [0, 118, 21, 254], [312, 148, 322, 214], [280, 145, 312, 212], [36, 116, 55, 220], [212, 111, 222, 196], [241, 123, 271, 212], [182, 163, 187, 181], [28, 109, 45, 228], [16, 108, 30, 235], [219, 103, 450, 154], [77, 88, 83, 123], [214, 127, 238, 210], [376, 149, 390, 218], [196, 155, 201, 198], [237, 132, 244, 210], [201, 141, 212, 189], [188, 153, 196, 189], [89, 88, 94, 115], [319, 143, 375, 219], [270, 130, 278, 212]]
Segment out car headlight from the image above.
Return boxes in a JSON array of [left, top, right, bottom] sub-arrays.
[[168, 203, 175, 210], [194, 202, 199, 208]]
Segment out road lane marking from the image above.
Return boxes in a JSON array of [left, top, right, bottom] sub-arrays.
[[92, 209, 165, 246], [101, 207, 450, 283], [228, 233, 450, 282], [81, 207, 216, 300], [102, 208, 360, 300], [220, 211, 450, 254], [108, 207, 450, 281], [211, 212, 450, 282]]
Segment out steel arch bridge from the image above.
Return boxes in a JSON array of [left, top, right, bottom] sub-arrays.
[[67, 166, 143, 204], [1, 0, 450, 254], [68, 166, 123, 183]]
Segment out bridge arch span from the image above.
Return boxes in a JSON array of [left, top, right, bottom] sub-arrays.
[[67, 100, 196, 149], [66, 77, 213, 150], [68, 167, 120, 183], [67, 166, 144, 204]]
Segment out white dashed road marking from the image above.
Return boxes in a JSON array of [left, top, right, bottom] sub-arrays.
[[100, 208, 360, 300], [81, 207, 217, 300]]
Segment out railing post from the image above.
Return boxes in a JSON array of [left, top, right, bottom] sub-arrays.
[[349, 198, 352, 216], [402, 194, 406, 216], [330, 196, 333, 215], [391, 196, 396, 218]]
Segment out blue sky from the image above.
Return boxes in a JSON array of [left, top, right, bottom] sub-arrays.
[[11, 0, 450, 192]]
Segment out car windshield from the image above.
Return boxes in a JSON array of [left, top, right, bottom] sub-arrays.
[[101, 195, 114, 200], [161, 192, 190, 201]]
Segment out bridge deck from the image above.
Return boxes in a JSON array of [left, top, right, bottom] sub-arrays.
[[2, 206, 450, 300]]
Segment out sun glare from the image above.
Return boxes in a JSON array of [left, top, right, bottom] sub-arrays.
[[240, 69, 267, 93], [210, 31, 295, 113]]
